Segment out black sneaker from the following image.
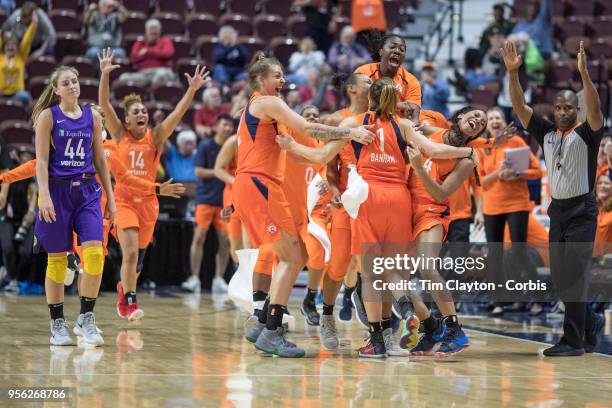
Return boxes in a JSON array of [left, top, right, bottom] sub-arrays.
[[543, 341, 585, 357], [585, 313, 605, 353], [338, 291, 353, 321], [300, 299, 320, 326]]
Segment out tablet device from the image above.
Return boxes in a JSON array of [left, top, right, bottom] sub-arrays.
[[504, 146, 530, 172]]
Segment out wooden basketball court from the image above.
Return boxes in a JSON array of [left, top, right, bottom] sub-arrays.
[[0, 293, 610, 407]]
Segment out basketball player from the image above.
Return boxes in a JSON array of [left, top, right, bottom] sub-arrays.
[[32, 65, 115, 346], [277, 78, 477, 357], [232, 52, 375, 357], [98, 48, 209, 321]]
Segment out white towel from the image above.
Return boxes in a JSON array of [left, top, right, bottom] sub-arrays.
[[341, 165, 369, 219], [306, 173, 331, 262]]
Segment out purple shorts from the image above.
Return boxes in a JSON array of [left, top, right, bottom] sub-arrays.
[[35, 175, 103, 253]]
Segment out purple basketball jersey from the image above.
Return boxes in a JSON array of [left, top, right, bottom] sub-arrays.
[[48, 104, 96, 178]]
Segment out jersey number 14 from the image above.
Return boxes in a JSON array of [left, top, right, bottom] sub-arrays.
[[64, 138, 85, 160], [129, 151, 145, 169]]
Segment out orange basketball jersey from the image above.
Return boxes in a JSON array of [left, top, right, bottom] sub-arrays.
[[352, 112, 407, 185], [236, 92, 286, 185], [114, 128, 160, 201], [354, 63, 422, 107]]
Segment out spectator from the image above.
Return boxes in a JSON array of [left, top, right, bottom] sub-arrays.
[[594, 172, 612, 255], [119, 18, 176, 87], [286, 90, 304, 113], [298, 70, 337, 112], [420, 62, 450, 118], [0, 13, 37, 106], [498, 33, 532, 121], [328, 26, 371, 74], [2, 1, 54, 56], [511, 0, 552, 59], [0, 0, 14, 15], [212, 26, 248, 85], [294, 0, 339, 54], [479, 3, 514, 57], [163, 130, 198, 183], [84, 0, 128, 63], [351, 0, 387, 48], [481, 26, 505, 76], [287, 37, 328, 85], [194, 87, 231, 138]]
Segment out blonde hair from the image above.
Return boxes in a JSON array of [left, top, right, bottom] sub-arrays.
[[31, 65, 79, 124], [122, 93, 143, 113], [248, 51, 281, 92], [369, 77, 397, 119]]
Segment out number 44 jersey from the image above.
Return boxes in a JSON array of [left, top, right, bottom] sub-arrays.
[[115, 127, 161, 200], [49, 104, 96, 178]]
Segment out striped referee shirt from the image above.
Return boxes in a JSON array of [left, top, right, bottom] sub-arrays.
[[526, 113, 604, 199]]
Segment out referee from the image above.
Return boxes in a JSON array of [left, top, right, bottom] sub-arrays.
[[501, 40, 605, 356]]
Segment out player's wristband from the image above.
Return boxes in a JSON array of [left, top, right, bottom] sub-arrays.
[[155, 184, 161, 195]]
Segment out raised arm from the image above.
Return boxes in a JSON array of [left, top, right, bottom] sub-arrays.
[[500, 40, 533, 129], [577, 41, 604, 132], [254, 96, 375, 144], [213, 135, 238, 184], [91, 110, 115, 225], [34, 109, 55, 223], [408, 146, 474, 203], [98, 48, 123, 141], [153, 66, 210, 146], [399, 119, 475, 161]]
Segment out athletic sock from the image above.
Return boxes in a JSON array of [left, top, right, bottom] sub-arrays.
[[423, 315, 438, 332], [48, 303, 64, 320], [443, 314, 459, 327], [79, 297, 96, 315], [323, 303, 334, 316], [266, 304, 284, 330], [252, 290, 267, 315], [381, 317, 392, 331], [304, 288, 317, 304], [258, 298, 270, 324], [369, 320, 383, 334], [125, 292, 137, 306]]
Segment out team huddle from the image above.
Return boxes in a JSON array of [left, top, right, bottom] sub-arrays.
[[5, 30, 603, 359]]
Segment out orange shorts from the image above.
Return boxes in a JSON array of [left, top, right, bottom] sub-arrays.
[[115, 196, 159, 247], [232, 174, 297, 247], [254, 221, 309, 275], [327, 206, 352, 282], [305, 215, 327, 270], [223, 185, 242, 238], [351, 185, 413, 255], [195, 204, 226, 232], [412, 201, 450, 240]]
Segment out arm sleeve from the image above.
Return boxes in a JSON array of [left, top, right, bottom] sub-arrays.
[[526, 112, 555, 146], [1, 159, 36, 183]]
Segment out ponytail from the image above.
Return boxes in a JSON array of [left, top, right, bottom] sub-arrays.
[[369, 77, 398, 119], [31, 65, 79, 125], [248, 51, 281, 92]]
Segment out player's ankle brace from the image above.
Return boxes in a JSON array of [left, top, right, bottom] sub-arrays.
[[83, 246, 104, 276], [46, 254, 68, 283]]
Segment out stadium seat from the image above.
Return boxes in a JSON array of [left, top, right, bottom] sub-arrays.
[[238, 36, 266, 58], [555, 17, 585, 39], [0, 100, 27, 121], [187, 13, 219, 38], [62, 55, 97, 78], [254, 14, 286, 42], [0, 120, 34, 145], [151, 12, 185, 35], [54, 32, 84, 60], [29, 76, 50, 100], [176, 58, 207, 88], [193, 0, 223, 15], [566, 0, 596, 17], [548, 60, 576, 87], [587, 37, 612, 58], [50, 0, 80, 10], [26, 56, 56, 79], [269, 37, 297, 66], [468, 83, 499, 108], [122, 0, 151, 15], [158, 0, 188, 14], [109, 57, 132, 84], [589, 16, 612, 37], [145, 101, 174, 119], [195, 35, 220, 60], [111, 81, 150, 102], [287, 14, 306, 38], [219, 13, 253, 36], [171, 36, 193, 60], [152, 82, 186, 105], [79, 78, 100, 102], [263, 0, 292, 18], [562, 36, 590, 56], [49, 9, 81, 33], [228, 0, 259, 15], [122, 12, 147, 36], [587, 60, 609, 82]]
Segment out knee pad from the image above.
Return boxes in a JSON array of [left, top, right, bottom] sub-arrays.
[[83, 246, 104, 276], [46, 254, 68, 284], [136, 248, 147, 273]]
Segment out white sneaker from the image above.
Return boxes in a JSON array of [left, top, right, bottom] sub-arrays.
[[73, 312, 104, 346], [74, 313, 103, 335], [50, 318, 73, 346], [4, 279, 18, 293], [212, 276, 228, 293], [181, 275, 201, 293], [383, 328, 409, 357]]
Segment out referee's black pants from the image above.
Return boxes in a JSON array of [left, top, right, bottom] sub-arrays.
[[548, 192, 598, 349]]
